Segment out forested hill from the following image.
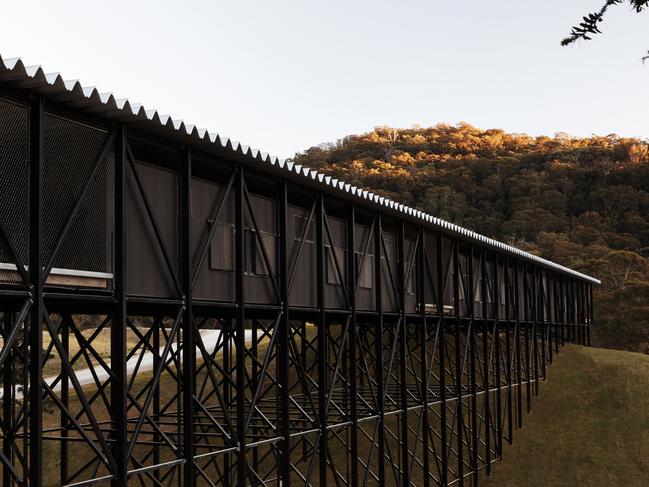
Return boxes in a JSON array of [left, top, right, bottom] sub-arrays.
[[292, 124, 649, 354]]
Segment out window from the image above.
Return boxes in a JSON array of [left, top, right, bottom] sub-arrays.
[[209, 223, 277, 276], [249, 230, 277, 276], [355, 252, 373, 289], [209, 223, 235, 271], [406, 263, 416, 295], [326, 246, 346, 285], [382, 235, 394, 262], [294, 215, 314, 243]]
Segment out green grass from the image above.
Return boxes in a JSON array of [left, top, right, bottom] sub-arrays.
[[482, 344, 649, 487]]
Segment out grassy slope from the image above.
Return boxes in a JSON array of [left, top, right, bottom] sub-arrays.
[[482, 344, 649, 486]]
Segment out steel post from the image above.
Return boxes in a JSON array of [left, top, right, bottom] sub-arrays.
[[437, 232, 448, 487], [235, 164, 246, 487], [28, 95, 44, 487], [181, 146, 195, 486], [111, 124, 128, 487]]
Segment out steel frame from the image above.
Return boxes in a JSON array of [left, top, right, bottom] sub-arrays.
[[0, 93, 594, 487]]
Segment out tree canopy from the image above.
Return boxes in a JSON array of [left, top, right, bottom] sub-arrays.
[[293, 124, 649, 354]]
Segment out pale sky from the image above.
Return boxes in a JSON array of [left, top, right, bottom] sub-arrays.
[[1, 1, 647, 158]]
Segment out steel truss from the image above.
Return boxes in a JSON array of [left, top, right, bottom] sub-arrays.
[[0, 95, 593, 487]]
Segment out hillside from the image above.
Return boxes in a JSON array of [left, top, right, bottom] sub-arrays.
[[481, 344, 649, 486], [292, 124, 649, 353]]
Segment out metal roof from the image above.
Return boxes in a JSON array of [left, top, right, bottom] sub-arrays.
[[0, 54, 600, 285]]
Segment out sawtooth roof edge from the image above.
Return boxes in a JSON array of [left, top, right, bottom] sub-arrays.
[[0, 54, 600, 285]]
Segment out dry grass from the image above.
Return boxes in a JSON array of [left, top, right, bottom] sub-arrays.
[[35, 328, 276, 486], [41, 328, 143, 377], [22, 326, 647, 486]]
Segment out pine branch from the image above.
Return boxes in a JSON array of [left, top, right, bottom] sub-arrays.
[[561, 0, 649, 46]]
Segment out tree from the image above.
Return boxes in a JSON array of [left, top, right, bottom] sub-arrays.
[[562, 1, 648, 47], [292, 124, 649, 353], [595, 250, 649, 291]]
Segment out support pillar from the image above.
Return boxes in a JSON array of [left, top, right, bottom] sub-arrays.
[[235, 164, 246, 487], [181, 146, 195, 486], [436, 233, 448, 487], [346, 204, 358, 487], [316, 194, 327, 487], [278, 180, 291, 487], [452, 240, 463, 486], [375, 214, 385, 487], [111, 124, 128, 487]]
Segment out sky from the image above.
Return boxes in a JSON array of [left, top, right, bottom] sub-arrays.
[[1, 1, 647, 158]]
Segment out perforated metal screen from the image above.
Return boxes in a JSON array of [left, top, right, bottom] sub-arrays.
[[0, 97, 29, 285], [42, 113, 113, 282]]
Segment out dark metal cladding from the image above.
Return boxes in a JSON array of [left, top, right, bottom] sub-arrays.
[[0, 66, 597, 487]]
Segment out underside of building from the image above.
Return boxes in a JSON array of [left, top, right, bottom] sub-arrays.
[[0, 55, 598, 487]]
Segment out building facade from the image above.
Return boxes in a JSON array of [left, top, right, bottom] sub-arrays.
[[0, 56, 597, 487]]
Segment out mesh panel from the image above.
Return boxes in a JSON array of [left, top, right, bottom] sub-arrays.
[[0, 97, 29, 286], [43, 114, 113, 284], [54, 152, 114, 275]]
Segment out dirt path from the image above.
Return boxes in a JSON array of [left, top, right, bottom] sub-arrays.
[[0, 329, 264, 399]]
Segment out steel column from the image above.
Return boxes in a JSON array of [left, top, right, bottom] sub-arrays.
[[481, 250, 491, 476], [513, 260, 523, 430], [375, 214, 385, 487], [316, 194, 327, 487], [452, 239, 463, 486], [28, 95, 44, 487], [528, 267, 543, 395], [60, 313, 70, 485], [398, 221, 409, 487], [523, 264, 531, 413], [418, 228, 430, 487], [347, 204, 358, 487], [588, 284, 593, 347], [278, 179, 291, 487], [504, 257, 513, 445], [493, 255, 502, 460], [235, 164, 246, 487], [468, 246, 478, 486], [436, 232, 448, 487], [181, 146, 195, 486], [111, 124, 128, 487], [2, 312, 13, 487]]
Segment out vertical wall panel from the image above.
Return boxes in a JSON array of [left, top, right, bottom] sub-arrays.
[[287, 204, 316, 307], [324, 214, 347, 309], [355, 222, 375, 311], [126, 160, 178, 297], [191, 176, 236, 302], [244, 193, 277, 304]]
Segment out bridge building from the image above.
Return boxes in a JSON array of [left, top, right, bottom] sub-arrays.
[[0, 55, 597, 487]]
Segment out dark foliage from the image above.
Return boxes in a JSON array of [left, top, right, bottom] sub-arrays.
[[562, 0, 648, 46], [293, 124, 649, 354]]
